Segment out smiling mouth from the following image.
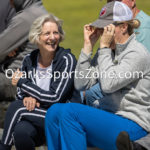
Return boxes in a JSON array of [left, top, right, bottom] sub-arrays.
[[46, 42, 56, 46]]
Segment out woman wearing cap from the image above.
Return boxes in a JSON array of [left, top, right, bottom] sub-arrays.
[[0, 13, 80, 150], [45, 1, 150, 150]]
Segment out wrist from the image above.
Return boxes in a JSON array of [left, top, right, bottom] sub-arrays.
[[83, 44, 93, 55]]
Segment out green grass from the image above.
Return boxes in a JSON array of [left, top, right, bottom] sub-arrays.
[[42, 0, 150, 59]]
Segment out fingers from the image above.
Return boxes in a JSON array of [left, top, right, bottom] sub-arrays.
[[23, 98, 27, 107], [36, 102, 40, 108], [84, 24, 95, 34], [104, 24, 115, 34], [100, 24, 115, 49], [28, 98, 36, 111], [23, 97, 37, 111], [110, 24, 115, 35], [7, 48, 18, 57], [12, 69, 22, 86], [8, 51, 16, 57]]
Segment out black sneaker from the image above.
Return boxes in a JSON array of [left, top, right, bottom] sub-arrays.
[[116, 131, 147, 150], [116, 131, 133, 150]]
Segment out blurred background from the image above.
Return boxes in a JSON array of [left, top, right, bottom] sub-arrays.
[[42, 0, 150, 59]]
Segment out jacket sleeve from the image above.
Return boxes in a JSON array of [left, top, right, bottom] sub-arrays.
[[97, 47, 149, 93], [75, 45, 149, 93], [74, 50, 98, 91], [0, 0, 16, 33], [16, 55, 30, 100], [6, 1, 16, 24], [17, 53, 76, 106], [0, 3, 47, 62]]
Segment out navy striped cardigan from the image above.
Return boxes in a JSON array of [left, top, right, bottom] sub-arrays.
[[16, 46, 77, 109]]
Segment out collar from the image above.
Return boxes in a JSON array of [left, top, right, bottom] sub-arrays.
[[115, 33, 136, 55]]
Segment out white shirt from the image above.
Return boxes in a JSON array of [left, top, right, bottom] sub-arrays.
[[36, 62, 52, 91]]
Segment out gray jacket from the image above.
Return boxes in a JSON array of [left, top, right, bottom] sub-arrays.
[[75, 34, 150, 132], [0, 0, 16, 33], [0, 1, 47, 70]]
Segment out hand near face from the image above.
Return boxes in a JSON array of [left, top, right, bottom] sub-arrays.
[[12, 69, 23, 86], [83, 24, 102, 54], [23, 97, 40, 111], [100, 24, 115, 49]]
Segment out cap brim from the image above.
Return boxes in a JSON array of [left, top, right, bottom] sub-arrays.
[[90, 19, 114, 28]]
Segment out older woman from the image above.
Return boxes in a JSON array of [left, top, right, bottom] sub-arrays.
[[0, 13, 79, 150], [45, 1, 150, 150]]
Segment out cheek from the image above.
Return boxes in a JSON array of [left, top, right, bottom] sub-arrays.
[[122, 0, 132, 9], [56, 35, 61, 42]]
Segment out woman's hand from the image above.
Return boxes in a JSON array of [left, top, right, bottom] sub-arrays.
[[12, 69, 23, 86], [8, 48, 18, 57], [83, 24, 101, 55], [23, 97, 40, 111], [100, 24, 115, 49]]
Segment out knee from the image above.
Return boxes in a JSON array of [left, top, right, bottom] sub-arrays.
[[60, 103, 78, 119], [13, 121, 38, 149], [45, 103, 76, 125], [13, 124, 30, 143], [45, 103, 64, 124]]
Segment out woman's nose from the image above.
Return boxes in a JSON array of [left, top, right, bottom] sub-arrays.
[[49, 33, 55, 39]]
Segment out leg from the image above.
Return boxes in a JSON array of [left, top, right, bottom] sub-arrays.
[[46, 103, 147, 150], [0, 72, 16, 101], [1, 100, 46, 147], [13, 120, 44, 150], [45, 103, 66, 150]]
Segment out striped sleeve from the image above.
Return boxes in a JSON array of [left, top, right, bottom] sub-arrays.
[[16, 54, 30, 100], [17, 53, 76, 106]]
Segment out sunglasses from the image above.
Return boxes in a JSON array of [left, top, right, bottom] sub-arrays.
[[113, 22, 124, 26], [107, 0, 122, 2]]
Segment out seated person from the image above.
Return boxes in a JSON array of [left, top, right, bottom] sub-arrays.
[[0, 0, 48, 101], [44, 2, 150, 150], [0, 0, 16, 33], [0, 13, 80, 150], [84, 0, 150, 149]]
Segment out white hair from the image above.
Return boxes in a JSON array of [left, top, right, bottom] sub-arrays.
[[29, 13, 65, 44]]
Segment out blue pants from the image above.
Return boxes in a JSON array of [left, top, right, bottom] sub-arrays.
[[45, 103, 147, 150]]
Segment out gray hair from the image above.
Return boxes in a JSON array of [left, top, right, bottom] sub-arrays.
[[29, 13, 65, 44]]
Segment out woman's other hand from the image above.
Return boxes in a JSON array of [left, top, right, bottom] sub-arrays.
[[23, 97, 40, 111], [83, 24, 101, 55], [100, 24, 115, 49]]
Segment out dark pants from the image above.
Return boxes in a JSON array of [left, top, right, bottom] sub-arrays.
[[0, 72, 16, 101], [1, 100, 46, 150]]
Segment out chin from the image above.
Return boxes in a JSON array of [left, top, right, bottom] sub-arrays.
[[47, 49, 56, 52], [46, 46, 58, 52]]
